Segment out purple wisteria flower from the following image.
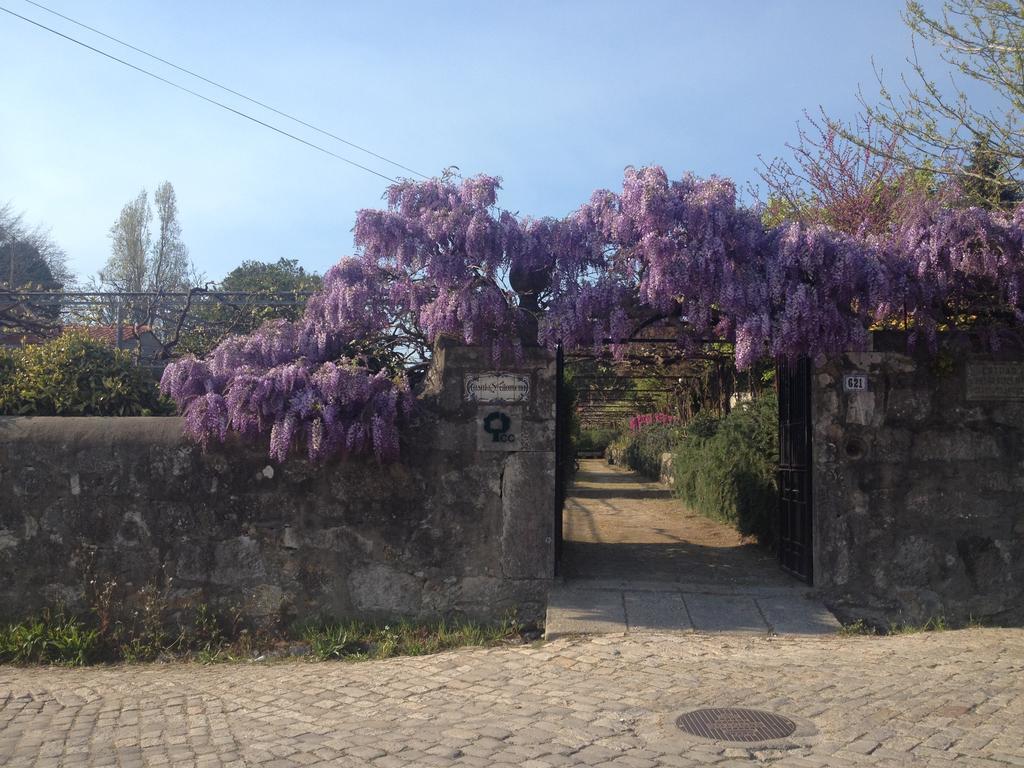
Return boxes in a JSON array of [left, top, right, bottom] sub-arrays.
[[162, 166, 1024, 463]]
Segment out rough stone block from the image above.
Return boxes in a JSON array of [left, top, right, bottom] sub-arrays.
[[885, 388, 933, 423], [348, 564, 423, 616], [499, 452, 555, 579], [911, 430, 1002, 462]]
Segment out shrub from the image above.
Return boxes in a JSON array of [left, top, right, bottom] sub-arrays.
[[609, 422, 684, 479], [673, 392, 779, 546], [577, 426, 621, 454], [605, 432, 628, 465], [0, 332, 171, 416]]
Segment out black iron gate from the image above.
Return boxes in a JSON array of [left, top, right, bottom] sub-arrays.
[[777, 357, 813, 583], [554, 343, 566, 573]]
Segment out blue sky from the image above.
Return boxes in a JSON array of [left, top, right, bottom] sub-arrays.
[[0, 1, 966, 283]]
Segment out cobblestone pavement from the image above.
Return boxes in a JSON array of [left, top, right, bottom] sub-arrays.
[[3, 629, 1023, 767]]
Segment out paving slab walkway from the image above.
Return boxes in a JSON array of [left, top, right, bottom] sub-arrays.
[[547, 460, 839, 638], [2, 629, 1023, 767]]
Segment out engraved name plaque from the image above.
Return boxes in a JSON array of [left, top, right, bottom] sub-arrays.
[[464, 372, 531, 403], [965, 362, 1024, 401]]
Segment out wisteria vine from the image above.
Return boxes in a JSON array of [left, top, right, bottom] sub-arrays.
[[161, 167, 1024, 463]]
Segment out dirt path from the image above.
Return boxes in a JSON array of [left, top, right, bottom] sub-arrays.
[[560, 459, 791, 586]]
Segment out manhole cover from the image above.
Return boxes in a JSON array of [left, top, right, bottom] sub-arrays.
[[675, 708, 796, 742]]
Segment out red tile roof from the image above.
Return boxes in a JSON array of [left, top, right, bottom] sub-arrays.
[[62, 325, 152, 345]]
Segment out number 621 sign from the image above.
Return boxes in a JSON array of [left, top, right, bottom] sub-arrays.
[[843, 373, 868, 392]]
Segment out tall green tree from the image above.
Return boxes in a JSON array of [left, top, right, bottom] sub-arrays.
[[0, 202, 71, 289], [102, 190, 150, 297], [1, 240, 56, 291], [98, 182, 195, 325], [151, 182, 191, 296], [957, 135, 1024, 210], [175, 258, 322, 356], [0, 203, 70, 332], [221, 258, 322, 321]]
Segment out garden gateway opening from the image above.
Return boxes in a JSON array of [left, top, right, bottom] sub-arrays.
[[555, 332, 804, 582], [543, 326, 834, 637]]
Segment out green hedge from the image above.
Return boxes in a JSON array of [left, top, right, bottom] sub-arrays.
[[0, 332, 171, 416], [577, 426, 621, 454], [672, 393, 779, 547], [610, 422, 684, 479]]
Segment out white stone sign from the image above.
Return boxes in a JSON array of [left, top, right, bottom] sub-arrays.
[[843, 373, 868, 392], [464, 372, 530, 403]]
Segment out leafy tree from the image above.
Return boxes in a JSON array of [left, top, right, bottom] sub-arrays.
[[222, 258, 322, 297], [0, 203, 71, 332], [0, 202, 72, 288], [102, 190, 150, 297], [150, 182, 191, 298], [98, 182, 195, 325], [173, 258, 322, 357], [957, 136, 1024, 210], [219, 257, 321, 330], [852, 1, 1024, 198], [1, 240, 57, 291]]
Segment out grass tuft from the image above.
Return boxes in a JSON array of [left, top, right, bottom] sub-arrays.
[[0, 611, 100, 666], [299, 614, 524, 662], [838, 619, 877, 636], [0, 607, 536, 667]]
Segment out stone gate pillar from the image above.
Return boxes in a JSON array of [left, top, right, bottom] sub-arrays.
[[421, 340, 557, 589]]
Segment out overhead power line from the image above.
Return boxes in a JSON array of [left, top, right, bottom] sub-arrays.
[[0, 4, 403, 184], [21, 0, 429, 180]]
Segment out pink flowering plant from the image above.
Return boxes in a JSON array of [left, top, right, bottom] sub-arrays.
[[161, 166, 1024, 463], [629, 413, 678, 432]]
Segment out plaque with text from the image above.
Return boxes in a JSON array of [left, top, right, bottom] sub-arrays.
[[464, 372, 530, 403], [965, 362, 1024, 401]]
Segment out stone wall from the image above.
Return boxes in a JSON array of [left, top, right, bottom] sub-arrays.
[[658, 452, 674, 486], [605, 442, 626, 467], [0, 344, 556, 628], [813, 335, 1024, 625]]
